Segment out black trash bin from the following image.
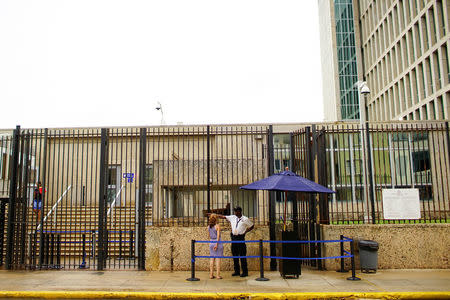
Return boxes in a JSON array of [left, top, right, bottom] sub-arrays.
[[359, 240, 379, 273]]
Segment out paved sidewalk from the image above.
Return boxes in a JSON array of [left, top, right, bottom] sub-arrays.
[[0, 269, 449, 294]]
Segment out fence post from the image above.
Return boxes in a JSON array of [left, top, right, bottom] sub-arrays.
[[138, 128, 147, 270], [289, 134, 299, 236], [255, 239, 269, 281], [50, 233, 55, 267], [337, 235, 348, 273], [5, 126, 20, 270], [267, 125, 277, 271], [446, 122, 450, 168], [97, 128, 108, 271], [365, 122, 376, 224], [38, 128, 48, 269], [186, 240, 199, 281], [207, 125, 211, 214], [347, 239, 360, 281]]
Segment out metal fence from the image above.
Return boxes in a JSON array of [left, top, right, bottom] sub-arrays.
[[292, 122, 450, 224], [0, 125, 271, 270]]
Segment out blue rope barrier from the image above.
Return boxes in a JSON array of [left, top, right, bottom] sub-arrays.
[[263, 255, 352, 260], [195, 255, 260, 259], [194, 240, 260, 244], [262, 239, 352, 244], [194, 239, 352, 244], [343, 250, 351, 255]]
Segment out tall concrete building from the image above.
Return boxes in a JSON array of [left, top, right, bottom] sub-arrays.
[[319, 0, 450, 122]]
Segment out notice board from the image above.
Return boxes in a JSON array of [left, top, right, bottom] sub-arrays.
[[382, 188, 421, 219]]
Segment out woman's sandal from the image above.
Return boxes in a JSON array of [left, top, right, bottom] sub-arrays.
[[216, 276, 223, 279], [210, 275, 215, 279]]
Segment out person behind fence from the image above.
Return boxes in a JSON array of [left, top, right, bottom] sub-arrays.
[[217, 206, 254, 277], [207, 213, 223, 279], [33, 181, 43, 221]]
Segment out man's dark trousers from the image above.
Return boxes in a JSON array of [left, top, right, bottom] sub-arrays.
[[231, 234, 247, 274]]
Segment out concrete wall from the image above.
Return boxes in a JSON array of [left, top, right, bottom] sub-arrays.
[[321, 223, 450, 270], [145, 225, 270, 271]]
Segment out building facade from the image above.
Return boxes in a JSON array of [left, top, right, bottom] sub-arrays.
[[319, 0, 450, 122]]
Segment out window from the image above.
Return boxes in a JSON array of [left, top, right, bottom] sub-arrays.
[[107, 165, 122, 205], [145, 165, 153, 207]]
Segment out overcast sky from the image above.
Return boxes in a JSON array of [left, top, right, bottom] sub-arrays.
[[0, 0, 324, 128]]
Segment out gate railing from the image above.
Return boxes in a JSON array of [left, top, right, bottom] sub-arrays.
[[36, 185, 71, 231]]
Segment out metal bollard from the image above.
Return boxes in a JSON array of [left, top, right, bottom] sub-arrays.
[[337, 235, 348, 273], [347, 239, 361, 281], [186, 240, 199, 281], [255, 239, 269, 281]]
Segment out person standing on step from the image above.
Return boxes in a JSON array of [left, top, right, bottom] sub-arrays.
[[216, 206, 254, 277]]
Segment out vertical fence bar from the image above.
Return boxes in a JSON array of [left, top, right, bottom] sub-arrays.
[[5, 125, 20, 270], [39, 129, 48, 269], [97, 128, 108, 271], [207, 125, 211, 214], [0, 199, 6, 266], [365, 122, 376, 224], [138, 128, 146, 270], [267, 125, 276, 271]]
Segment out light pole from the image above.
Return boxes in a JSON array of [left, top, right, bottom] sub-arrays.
[[155, 101, 165, 125], [356, 81, 371, 223]]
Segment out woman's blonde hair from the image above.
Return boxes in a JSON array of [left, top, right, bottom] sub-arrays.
[[209, 214, 217, 228]]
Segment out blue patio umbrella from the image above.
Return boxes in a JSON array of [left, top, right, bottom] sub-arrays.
[[240, 169, 334, 230]]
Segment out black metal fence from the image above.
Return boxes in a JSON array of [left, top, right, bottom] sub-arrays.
[[292, 122, 450, 224], [1, 125, 271, 270]]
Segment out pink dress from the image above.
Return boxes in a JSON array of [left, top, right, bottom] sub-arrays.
[[208, 226, 224, 257]]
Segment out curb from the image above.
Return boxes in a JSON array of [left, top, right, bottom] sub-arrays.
[[0, 291, 449, 299]]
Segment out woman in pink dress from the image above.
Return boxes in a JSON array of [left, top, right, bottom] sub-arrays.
[[208, 214, 223, 279]]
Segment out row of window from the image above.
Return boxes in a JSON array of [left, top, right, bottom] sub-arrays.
[[367, 42, 449, 120], [363, 1, 448, 90]]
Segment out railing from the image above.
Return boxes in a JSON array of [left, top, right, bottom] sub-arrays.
[[36, 185, 71, 231], [107, 184, 125, 228]]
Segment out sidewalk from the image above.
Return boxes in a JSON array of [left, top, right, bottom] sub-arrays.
[[0, 269, 449, 298]]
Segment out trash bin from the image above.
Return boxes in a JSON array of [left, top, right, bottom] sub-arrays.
[[359, 240, 378, 273]]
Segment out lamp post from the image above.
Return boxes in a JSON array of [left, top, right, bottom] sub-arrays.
[[356, 81, 371, 223]]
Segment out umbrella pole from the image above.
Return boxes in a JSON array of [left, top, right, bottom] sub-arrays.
[[284, 191, 287, 231]]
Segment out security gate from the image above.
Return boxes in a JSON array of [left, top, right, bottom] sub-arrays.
[[4, 127, 146, 270]]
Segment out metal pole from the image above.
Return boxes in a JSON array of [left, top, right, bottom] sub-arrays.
[[5, 126, 20, 270], [138, 128, 146, 270], [255, 239, 269, 281], [97, 128, 108, 271], [186, 240, 199, 281], [50, 233, 54, 267], [207, 125, 211, 213], [365, 122, 376, 224], [347, 239, 360, 281], [267, 125, 277, 271], [39, 128, 48, 269], [337, 235, 348, 273], [0, 199, 6, 266], [289, 134, 299, 236], [445, 122, 450, 172]]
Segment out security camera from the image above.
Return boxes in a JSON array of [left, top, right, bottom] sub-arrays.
[[360, 82, 370, 95], [155, 107, 161, 110]]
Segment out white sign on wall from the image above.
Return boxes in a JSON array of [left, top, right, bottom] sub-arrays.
[[382, 188, 421, 220]]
